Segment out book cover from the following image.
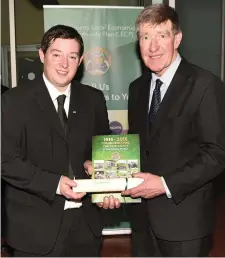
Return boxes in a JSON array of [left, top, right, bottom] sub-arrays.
[[92, 134, 141, 203]]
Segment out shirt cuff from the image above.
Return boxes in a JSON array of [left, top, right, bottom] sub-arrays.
[[56, 176, 62, 195], [161, 177, 172, 198], [56, 175, 76, 195]]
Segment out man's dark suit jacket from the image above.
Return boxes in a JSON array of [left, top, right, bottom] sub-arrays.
[[1, 78, 110, 254], [127, 59, 225, 241], [1, 85, 9, 94], [1, 85, 9, 239]]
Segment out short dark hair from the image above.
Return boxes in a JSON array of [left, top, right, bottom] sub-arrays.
[[40, 24, 84, 56], [136, 4, 181, 37]]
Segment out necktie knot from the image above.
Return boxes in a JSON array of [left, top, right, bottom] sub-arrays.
[[57, 94, 66, 107], [155, 79, 163, 91]]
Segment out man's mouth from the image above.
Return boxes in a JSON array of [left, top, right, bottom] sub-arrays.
[[150, 55, 161, 59], [57, 70, 68, 75]]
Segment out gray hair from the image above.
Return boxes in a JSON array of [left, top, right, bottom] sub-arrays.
[[136, 4, 181, 37]]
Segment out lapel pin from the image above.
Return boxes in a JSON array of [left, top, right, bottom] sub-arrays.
[[73, 111, 77, 114]]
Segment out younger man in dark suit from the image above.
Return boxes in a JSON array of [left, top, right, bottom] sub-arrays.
[[119, 4, 225, 257], [2, 25, 110, 257]]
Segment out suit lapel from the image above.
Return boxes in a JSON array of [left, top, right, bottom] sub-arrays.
[[148, 59, 193, 142], [136, 71, 152, 141], [33, 77, 66, 142], [66, 80, 83, 135]]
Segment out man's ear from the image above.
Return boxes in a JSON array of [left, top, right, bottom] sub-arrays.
[[39, 48, 45, 64], [78, 55, 84, 66], [174, 31, 182, 49]]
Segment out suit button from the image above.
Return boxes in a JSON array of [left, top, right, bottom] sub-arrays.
[[145, 150, 149, 156]]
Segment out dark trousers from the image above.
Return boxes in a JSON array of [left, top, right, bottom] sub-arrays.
[[14, 207, 102, 257], [131, 228, 212, 257]]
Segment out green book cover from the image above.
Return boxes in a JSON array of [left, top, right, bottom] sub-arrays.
[[92, 134, 141, 203]]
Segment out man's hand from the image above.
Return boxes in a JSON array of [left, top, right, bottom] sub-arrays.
[[83, 160, 121, 209], [84, 160, 93, 176], [60, 176, 86, 200], [121, 172, 166, 199], [97, 195, 121, 209]]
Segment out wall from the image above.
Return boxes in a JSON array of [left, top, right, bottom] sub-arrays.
[[176, 0, 222, 78], [1, 0, 139, 45]]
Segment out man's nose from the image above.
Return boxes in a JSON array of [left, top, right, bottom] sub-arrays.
[[149, 38, 160, 52], [61, 57, 69, 68]]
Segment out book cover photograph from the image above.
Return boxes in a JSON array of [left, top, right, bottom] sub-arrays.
[[91, 134, 141, 203]]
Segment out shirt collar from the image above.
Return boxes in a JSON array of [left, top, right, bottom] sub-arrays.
[[152, 53, 181, 86], [42, 73, 71, 102]]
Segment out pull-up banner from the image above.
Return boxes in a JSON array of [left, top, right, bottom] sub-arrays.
[[44, 6, 143, 134]]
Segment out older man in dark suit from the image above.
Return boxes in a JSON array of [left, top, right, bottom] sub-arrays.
[[118, 4, 225, 257], [2, 25, 110, 257]]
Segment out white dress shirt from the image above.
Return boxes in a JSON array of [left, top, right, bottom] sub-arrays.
[[149, 54, 182, 198], [43, 73, 82, 209]]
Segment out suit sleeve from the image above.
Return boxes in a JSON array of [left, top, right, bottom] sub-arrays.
[[1, 92, 60, 202], [164, 76, 225, 204]]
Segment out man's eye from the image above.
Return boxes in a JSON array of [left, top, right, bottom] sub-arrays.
[[70, 56, 77, 60], [53, 54, 60, 57], [143, 35, 150, 40], [159, 33, 169, 39]]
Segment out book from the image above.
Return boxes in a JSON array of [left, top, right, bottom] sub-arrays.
[[91, 134, 141, 203]]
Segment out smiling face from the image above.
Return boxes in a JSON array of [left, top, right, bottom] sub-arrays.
[[138, 20, 182, 76], [39, 38, 83, 92]]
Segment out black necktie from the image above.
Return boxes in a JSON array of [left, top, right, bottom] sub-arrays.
[[57, 95, 73, 180], [148, 79, 163, 130], [57, 95, 67, 131]]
